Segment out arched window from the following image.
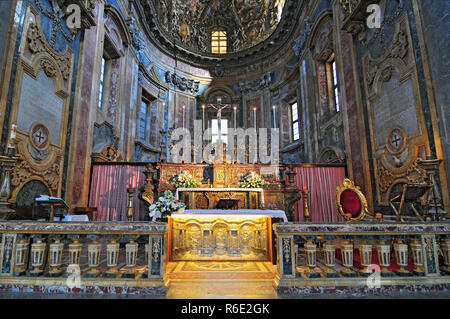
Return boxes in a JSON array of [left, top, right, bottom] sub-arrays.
[[211, 30, 227, 54]]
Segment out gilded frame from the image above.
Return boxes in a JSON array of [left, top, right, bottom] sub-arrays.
[[336, 178, 373, 222]]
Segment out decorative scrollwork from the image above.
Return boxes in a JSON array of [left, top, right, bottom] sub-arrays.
[[27, 23, 72, 80]]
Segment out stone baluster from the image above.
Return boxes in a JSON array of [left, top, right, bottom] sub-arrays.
[[440, 237, 450, 275], [29, 235, 46, 277], [359, 238, 373, 277], [85, 235, 101, 278], [410, 237, 425, 276], [340, 238, 356, 277], [14, 235, 29, 276], [48, 236, 64, 277], [104, 235, 120, 278], [394, 238, 411, 276], [323, 238, 338, 278], [122, 235, 138, 278], [68, 235, 82, 266], [304, 238, 320, 278], [376, 238, 394, 277]]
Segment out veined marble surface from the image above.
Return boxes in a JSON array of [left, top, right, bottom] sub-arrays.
[[0, 221, 167, 233], [273, 222, 450, 234]]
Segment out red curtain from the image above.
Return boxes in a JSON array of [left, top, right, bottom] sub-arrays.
[[89, 164, 148, 221], [290, 166, 347, 222]]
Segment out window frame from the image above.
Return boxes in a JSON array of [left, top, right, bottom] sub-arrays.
[[326, 54, 340, 113], [211, 30, 227, 54], [139, 98, 149, 141], [98, 57, 107, 109], [290, 101, 300, 142]]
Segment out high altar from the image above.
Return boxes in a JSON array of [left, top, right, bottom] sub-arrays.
[[141, 162, 299, 262]]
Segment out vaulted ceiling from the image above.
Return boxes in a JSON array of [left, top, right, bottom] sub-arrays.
[[152, 0, 286, 53], [137, 0, 303, 70]]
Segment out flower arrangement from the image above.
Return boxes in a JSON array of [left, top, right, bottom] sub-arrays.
[[148, 190, 185, 221], [238, 172, 267, 188], [170, 171, 198, 188]]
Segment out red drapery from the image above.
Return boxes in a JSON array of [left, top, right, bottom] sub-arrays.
[[89, 164, 148, 221], [290, 166, 346, 222]]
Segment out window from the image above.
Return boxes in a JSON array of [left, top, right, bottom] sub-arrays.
[[139, 100, 149, 140], [98, 57, 106, 109], [211, 31, 227, 54], [211, 119, 228, 144], [327, 55, 340, 112], [291, 102, 300, 141]]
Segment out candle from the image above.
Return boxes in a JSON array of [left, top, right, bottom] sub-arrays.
[[202, 104, 206, 132], [253, 107, 257, 128], [272, 105, 277, 129], [129, 183, 132, 189], [10, 124, 16, 140], [233, 106, 237, 130], [304, 185, 308, 191], [182, 104, 186, 129]]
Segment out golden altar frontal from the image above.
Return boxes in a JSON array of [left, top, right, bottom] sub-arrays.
[[168, 214, 273, 262]]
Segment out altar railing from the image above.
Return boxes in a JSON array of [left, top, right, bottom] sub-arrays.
[[0, 221, 167, 295], [274, 222, 450, 292]]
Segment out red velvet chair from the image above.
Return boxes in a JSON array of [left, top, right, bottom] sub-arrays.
[[336, 179, 381, 222]]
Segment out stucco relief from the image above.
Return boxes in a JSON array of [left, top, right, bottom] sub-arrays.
[[363, 15, 429, 205]]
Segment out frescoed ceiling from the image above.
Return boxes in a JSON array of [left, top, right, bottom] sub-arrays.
[[152, 0, 286, 54]]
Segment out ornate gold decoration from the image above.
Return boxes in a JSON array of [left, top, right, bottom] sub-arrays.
[[171, 215, 269, 261], [336, 178, 377, 222], [11, 159, 59, 192], [26, 23, 72, 80]]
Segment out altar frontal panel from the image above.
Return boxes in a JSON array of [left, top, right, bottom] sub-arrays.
[[169, 215, 271, 262]]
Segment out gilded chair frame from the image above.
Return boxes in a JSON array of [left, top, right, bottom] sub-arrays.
[[336, 179, 376, 222]]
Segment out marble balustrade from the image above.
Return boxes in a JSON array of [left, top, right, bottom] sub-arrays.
[[0, 221, 167, 282], [273, 222, 450, 287]]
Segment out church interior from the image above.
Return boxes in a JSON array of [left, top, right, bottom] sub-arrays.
[[0, 0, 449, 299]]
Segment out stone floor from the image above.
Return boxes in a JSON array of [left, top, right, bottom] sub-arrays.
[[0, 261, 449, 299]]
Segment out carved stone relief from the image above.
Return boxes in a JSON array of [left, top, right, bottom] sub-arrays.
[[165, 71, 200, 94], [363, 15, 428, 205]]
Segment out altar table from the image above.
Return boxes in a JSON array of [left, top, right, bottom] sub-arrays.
[[175, 188, 265, 206]]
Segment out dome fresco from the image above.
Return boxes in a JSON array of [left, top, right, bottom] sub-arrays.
[[152, 0, 286, 54]]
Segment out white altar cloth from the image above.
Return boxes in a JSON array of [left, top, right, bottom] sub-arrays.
[[53, 215, 89, 222], [175, 188, 265, 204], [174, 209, 287, 222]]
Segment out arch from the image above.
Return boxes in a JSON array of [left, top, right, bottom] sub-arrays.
[[317, 146, 346, 164], [104, 5, 132, 46], [202, 85, 237, 102], [307, 9, 333, 51]]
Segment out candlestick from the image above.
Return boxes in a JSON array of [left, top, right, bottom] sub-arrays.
[[302, 186, 311, 222], [127, 187, 135, 222]]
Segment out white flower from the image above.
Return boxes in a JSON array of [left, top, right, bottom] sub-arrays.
[[149, 210, 161, 221]]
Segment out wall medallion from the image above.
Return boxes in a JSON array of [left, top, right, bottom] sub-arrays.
[[29, 124, 50, 151], [386, 127, 407, 155]]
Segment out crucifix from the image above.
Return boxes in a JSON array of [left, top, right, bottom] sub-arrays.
[[207, 96, 232, 142]]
